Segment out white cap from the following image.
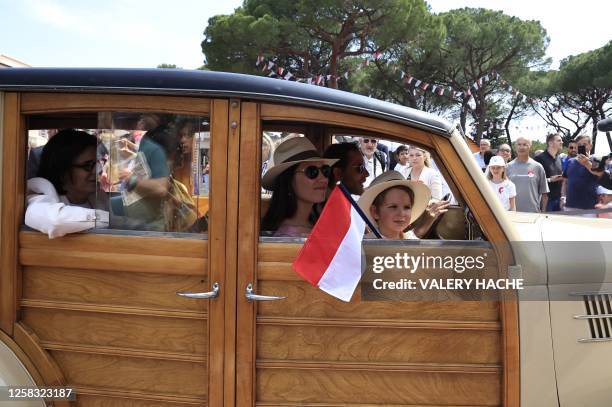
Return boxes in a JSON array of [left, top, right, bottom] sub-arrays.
[[597, 185, 612, 195], [488, 155, 506, 167]]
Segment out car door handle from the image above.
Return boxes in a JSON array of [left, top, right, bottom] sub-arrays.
[[177, 282, 220, 299], [245, 283, 286, 302]]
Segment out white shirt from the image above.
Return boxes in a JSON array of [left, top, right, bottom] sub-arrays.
[[364, 154, 384, 188], [405, 166, 443, 200], [473, 152, 486, 170], [488, 179, 516, 210], [25, 177, 109, 239], [394, 163, 411, 179]]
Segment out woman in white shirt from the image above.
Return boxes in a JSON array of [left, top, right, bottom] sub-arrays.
[[486, 155, 516, 211], [404, 146, 443, 200], [26, 129, 109, 238]]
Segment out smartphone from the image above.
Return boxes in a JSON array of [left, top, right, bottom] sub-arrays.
[[578, 145, 587, 155]]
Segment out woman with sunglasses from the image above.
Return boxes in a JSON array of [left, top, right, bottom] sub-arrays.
[[25, 129, 109, 238], [261, 137, 338, 237]]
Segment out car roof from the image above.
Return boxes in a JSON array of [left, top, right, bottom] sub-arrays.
[[0, 68, 454, 136]]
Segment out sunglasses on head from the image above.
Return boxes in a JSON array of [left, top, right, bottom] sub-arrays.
[[296, 164, 332, 179], [362, 138, 378, 144], [72, 160, 97, 172]]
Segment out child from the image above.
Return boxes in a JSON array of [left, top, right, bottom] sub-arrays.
[[393, 145, 410, 179], [358, 171, 449, 239], [487, 155, 516, 211]]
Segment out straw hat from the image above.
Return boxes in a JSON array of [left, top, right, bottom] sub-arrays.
[[261, 137, 337, 190], [357, 171, 431, 226]]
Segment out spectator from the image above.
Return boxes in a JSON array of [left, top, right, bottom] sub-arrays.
[[497, 143, 512, 163], [595, 186, 612, 219], [562, 140, 578, 172], [534, 133, 564, 211], [473, 139, 491, 170], [393, 145, 410, 179], [562, 135, 600, 217], [506, 137, 549, 212], [359, 137, 386, 187], [405, 146, 443, 200], [534, 149, 544, 157], [487, 156, 516, 211], [323, 142, 368, 196]]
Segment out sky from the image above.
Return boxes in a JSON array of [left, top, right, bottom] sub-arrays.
[[1, 0, 610, 151]]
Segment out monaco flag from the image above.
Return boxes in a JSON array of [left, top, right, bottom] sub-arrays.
[[292, 185, 366, 302]]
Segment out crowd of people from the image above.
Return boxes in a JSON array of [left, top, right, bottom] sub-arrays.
[[475, 133, 612, 218]]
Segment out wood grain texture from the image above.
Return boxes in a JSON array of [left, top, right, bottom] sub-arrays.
[[51, 351, 207, 396], [256, 369, 500, 405], [12, 322, 67, 386], [75, 393, 203, 407], [257, 325, 500, 364], [207, 98, 230, 407], [19, 231, 208, 257], [260, 104, 432, 147], [0, 92, 22, 335], [22, 266, 208, 312], [0, 328, 45, 386], [21, 308, 207, 355], [20, 93, 211, 115], [256, 280, 499, 321]]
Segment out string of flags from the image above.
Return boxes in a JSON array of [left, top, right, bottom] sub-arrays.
[[255, 53, 540, 104]]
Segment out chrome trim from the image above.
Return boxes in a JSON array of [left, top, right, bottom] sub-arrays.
[[570, 291, 612, 296], [245, 283, 287, 302], [176, 282, 220, 299], [578, 337, 612, 343], [574, 314, 612, 319]]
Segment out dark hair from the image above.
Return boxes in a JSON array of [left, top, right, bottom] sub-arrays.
[[261, 165, 320, 231], [144, 124, 180, 163], [323, 142, 360, 170], [372, 186, 415, 211], [546, 133, 561, 145], [323, 142, 360, 188], [394, 145, 408, 157], [483, 150, 495, 166], [37, 129, 97, 194]]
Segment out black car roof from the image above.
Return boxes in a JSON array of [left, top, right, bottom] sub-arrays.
[[0, 68, 454, 136]]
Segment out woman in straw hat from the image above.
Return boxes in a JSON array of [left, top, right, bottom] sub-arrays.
[[358, 171, 450, 240], [261, 137, 338, 237]]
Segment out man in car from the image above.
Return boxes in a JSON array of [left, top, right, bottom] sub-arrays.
[[506, 137, 549, 212], [324, 142, 369, 196]]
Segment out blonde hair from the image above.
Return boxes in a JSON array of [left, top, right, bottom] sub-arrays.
[[408, 146, 432, 167], [487, 166, 507, 181]]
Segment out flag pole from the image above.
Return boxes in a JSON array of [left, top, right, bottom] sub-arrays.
[[336, 182, 383, 239]]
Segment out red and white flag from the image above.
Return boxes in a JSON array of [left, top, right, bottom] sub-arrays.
[[292, 186, 366, 302]]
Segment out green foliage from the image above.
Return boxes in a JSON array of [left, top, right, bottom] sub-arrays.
[[202, 0, 429, 86]]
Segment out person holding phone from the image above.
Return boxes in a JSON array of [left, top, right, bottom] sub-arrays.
[[561, 135, 600, 216]]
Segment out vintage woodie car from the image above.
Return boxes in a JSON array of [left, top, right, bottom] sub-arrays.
[[0, 68, 610, 407]]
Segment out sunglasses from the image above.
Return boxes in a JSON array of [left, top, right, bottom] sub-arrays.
[[498, 148, 511, 152], [362, 138, 378, 144], [351, 164, 367, 174], [72, 160, 97, 172], [296, 165, 332, 179]]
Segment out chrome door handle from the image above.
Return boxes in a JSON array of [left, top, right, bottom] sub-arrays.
[[245, 283, 287, 302], [177, 282, 220, 299]]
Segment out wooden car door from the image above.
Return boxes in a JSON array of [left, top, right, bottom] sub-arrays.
[[0, 93, 232, 406], [233, 102, 519, 406]]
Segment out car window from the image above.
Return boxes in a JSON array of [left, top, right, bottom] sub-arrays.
[[25, 112, 210, 237]]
